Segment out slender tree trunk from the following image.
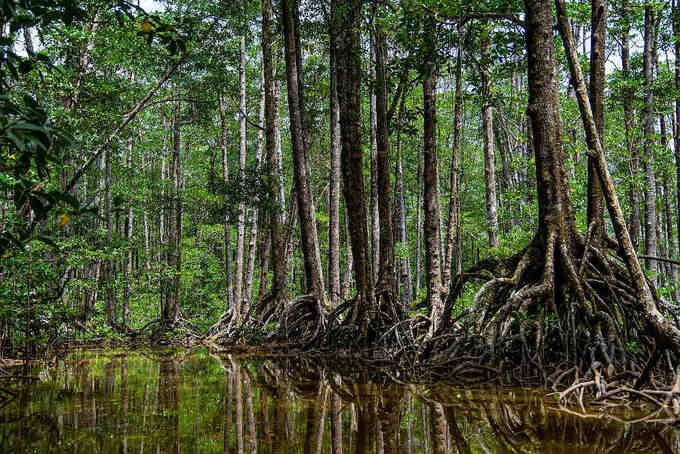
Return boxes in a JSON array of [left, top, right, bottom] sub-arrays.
[[105, 144, 115, 327], [422, 30, 443, 335], [374, 17, 395, 290], [444, 38, 463, 293], [586, 0, 607, 241], [642, 4, 658, 277], [329, 20, 342, 307], [234, 35, 248, 323], [480, 36, 499, 249], [163, 101, 182, 327], [123, 138, 134, 331], [370, 38, 380, 286], [394, 95, 413, 307], [262, 2, 287, 305], [244, 83, 266, 310], [415, 148, 423, 296], [281, 0, 326, 298], [673, 0, 680, 289], [219, 95, 234, 312], [620, 6, 641, 251]]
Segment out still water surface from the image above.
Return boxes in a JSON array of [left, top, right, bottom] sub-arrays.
[[0, 348, 678, 453]]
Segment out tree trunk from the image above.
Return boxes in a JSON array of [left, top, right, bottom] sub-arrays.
[[233, 35, 248, 323], [444, 41, 463, 294], [163, 101, 182, 327], [415, 148, 423, 296], [674, 0, 680, 281], [123, 138, 134, 331], [370, 38, 380, 286], [262, 2, 286, 306], [219, 95, 234, 312], [104, 144, 115, 327], [281, 0, 326, 298], [333, 0, 373, 330], [480, 36, 500, 249], [586, 0, 607, 241], [423, 37, 444, 335], [620, 5, 641, 251], [244, 83, 266, 310], [374, 17, 395, 291], [329, 19, 342, 307], [642, 4, 658, 278], [394, 94, 413, 307]]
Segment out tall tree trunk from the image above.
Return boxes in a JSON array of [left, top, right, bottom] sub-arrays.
[[333, 0, 373, 331], [262, 1, 286, 304], [423, 27, 444, 335], [281, 0, 326, 298], [586, 0, 607, 241], [219, 95, 234, 312], [329, 20, 342, 307], [480, 36, 499, 249], [163, 101, 182, 327], [244, 83, 266, 310], [642, 4, 658, 277], [374, 17, 395, 291], [620, 4, 641, 251], [234, 35, 248, 323], [444, 37, 463, 293], [370, 38, 380, 286], [394, 94, 413, 307], [415, 148, 423, 296], [104, 144, 115, 327], [673, 0, 680, 288], [123, 138, 134, 331]]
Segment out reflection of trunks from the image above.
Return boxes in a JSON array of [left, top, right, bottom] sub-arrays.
[[2, 350, 674, 454]]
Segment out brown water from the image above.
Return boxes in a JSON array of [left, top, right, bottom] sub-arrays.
[[0, 348, 678, 453]]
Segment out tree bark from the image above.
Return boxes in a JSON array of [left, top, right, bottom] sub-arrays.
[[374, 17, 395, 291], [329, 17, 342, 307], [642, 4, 658, 278], [394, 94, 413, 307], [123, 137, 134, 331], [162, 101, 182, 327], [674, 0, 680, 279], [104, 144, 115, 327], [370, 38, 380, 286], [281, 0, 326, 298], [219, 95, 234, 312], [480, 36, 499, 249], [333, 0, 373, 329], [586, 0, 607, 241], [244, 83, 266, 311], [423, 28, 444, 335], [620, 3, 641, 251], [262, 2, 286, 305], [233, 34, 248, 323]]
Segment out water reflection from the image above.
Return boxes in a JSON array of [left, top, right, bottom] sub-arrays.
[[0, 349, 678, 453]]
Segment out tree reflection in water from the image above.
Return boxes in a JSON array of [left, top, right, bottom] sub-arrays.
[[0, 349, 678, 453]]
